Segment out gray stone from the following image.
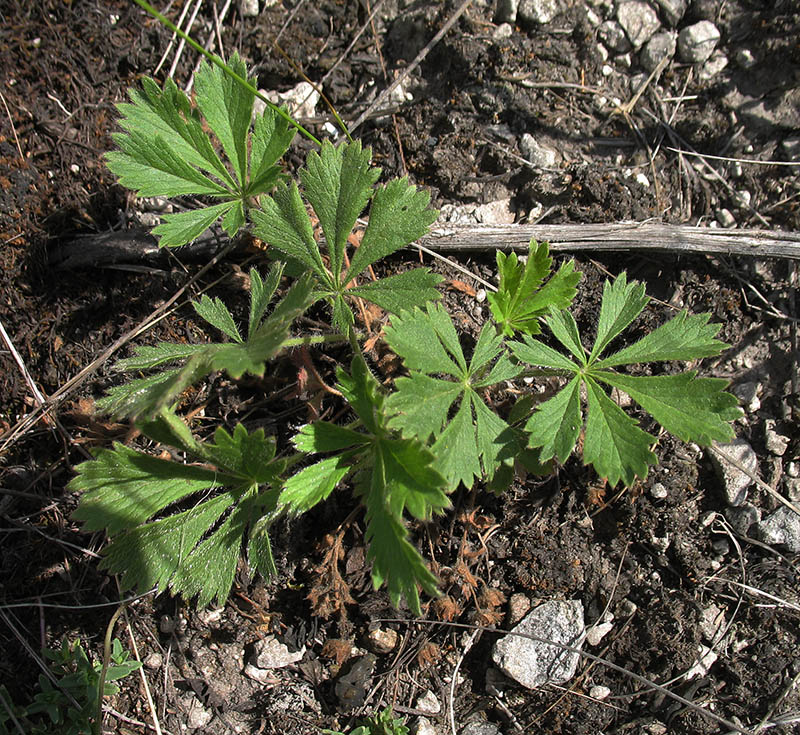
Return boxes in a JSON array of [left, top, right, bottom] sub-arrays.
[[699, 603, 726, 644], [366, 627, 399, 654], [520, 134, 557, 167], [756, 507, 800, 553], [461, 721, 502, 735], [414, 716, 438, 735], [617, 1, 661, 49], [250, 636, 305, 670], [507, 592, 532, 625], [785, 477, 800, 503], [724, 502, 760, 535], [518, 0, 560, 26], [698, 51, 728, 81], [710, 439, 758, 506], [492, 600, 584, 689], [416, 690, 441, 715], [677, 20, 720, 63], [335, 654, 376, 710], [585, 621, 613, 646], [598, 20, 631, 53], [650, 482, 668, 499], [590, 684, 611, 700], [764, 419, 789, 456], [732, 381, 760, 413], [782, 136, 800, 162], [715, 208, 735, 228], [640, 31, 676, 72], [493, 22, 514, 38], [186, 696, 212, 729], [685, 644, 718, 679], [240, 0, 259, 17], [735, 48, 756, 69], [494, 0, 518, 24], [653, 0, 687, 26]]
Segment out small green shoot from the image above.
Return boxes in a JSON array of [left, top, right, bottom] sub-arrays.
[[511, 273, 742, 486], [489, 241, 581, 336], [323, 706, 410, 735]]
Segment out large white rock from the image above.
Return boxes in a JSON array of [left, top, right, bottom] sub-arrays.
[[492, 600, 584, 689]]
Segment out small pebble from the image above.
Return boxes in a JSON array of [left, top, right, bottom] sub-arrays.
[[585, 622, 613, 646], [650, 482, 668, 499], [732, 381, 760, 413], [764, 419, 790, 456], [617, 0, 661, 49], [240, 0, 259, 17], [414, 716, 437, 735], [677, 20, 720, 63], [715, 208, 736, 228], [589, 684, 611, 700], [366, 627, 399, 654], [735, 48, 756, 69], [724, 502, 760, 535], [416, 690, 441, 715], [494, 0, 518, 24]]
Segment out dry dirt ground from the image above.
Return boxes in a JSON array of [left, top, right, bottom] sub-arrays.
[[1, 1, 799, 734]]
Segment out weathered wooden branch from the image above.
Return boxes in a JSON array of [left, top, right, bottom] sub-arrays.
[[51, 221, 800, 269], [419, 222, 800, 260]]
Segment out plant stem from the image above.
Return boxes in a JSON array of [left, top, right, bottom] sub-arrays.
[[283, 333, 348, 349], [131, 0, 321, 146], [96, 604, 126, 735]]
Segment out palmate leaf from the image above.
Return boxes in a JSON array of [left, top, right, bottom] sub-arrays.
[[107, 52, 295, 248], [511, 273, 742, 486], [284, 356, 449, 613], [71, 412, 285, 606], [384, 304, 521, 490], [97, 270, 313, 420], [252, 140, 441, 334], [488, 241, 580, 336]]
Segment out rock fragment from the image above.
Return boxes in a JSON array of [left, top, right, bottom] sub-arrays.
[[492, 600, 584, 689], [599, 20, 632, 53], [764, 419, 789, 456], [366, 627, 399, 654], [640, 31, 676, 72], [241, 0, 259, 17], [461, 720, 502, 735], [677, 20, 720, 63], [617, 1, 661, 49], [590, 685, 611, 700], [520, 134, 557, 167], [250, 636, 305, 670], [518, 0, 561, 26], [710, 439, 758, 506], [494, 0, 518, 24], [724, 502, 760, 535], [756, 507, 800, 553], [653, 0, 687, 26]]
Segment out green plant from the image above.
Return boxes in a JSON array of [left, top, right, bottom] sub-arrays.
[[323, 706, 409, 735], [69, 51, 741, 615], [0, 638, 140, 735]]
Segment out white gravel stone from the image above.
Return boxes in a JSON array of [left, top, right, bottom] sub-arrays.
[[589, 685, 611, 700], [494, 0, 518, 24], [518, 0, 561, 25], [699, 51, 728, 81], [414, 716, 438, 735], [585, 621, 613, 646], [254, 81, 319, 121], [461, 720, 502, 735], [685, 644, 718, 679], [640, 31, 676, 72], [735, 48, 756, 69], [416, 690, 441, 715], [677, 20, 720, 63], [186, 696, 213, 729], [785, 477, 800, 503], [617, 1, 661, 49], [520, 134, 557, 167], [507, 592, 532, 625], [599, 20, 631, 53], [250, 636, 305, 670], [781, 136, 800, 162], [493, 22, 514, 38], [700, 603, 726, 644], [764, 419, 789, 456], [653, 0, 686, 26], [715, 208, 736, 228], [710, 438, 758, 506], [650, 482, 668, 499], [367, 627, 399, 654], [492, 600, 584, 689], [240, 0, 259, 17], [756, 507, 800, 553], [732, 381, 760, 413]]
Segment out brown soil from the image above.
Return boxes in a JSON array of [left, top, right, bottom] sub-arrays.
[[1, 1, 798, 734]]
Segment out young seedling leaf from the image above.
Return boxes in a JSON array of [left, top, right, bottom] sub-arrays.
[[193, 293, 243, 343], [512, 273, 741, 486], [488, 242, 580, 336], [347, 268, 443, 315]]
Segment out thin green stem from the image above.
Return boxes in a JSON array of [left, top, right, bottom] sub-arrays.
[[131, 0, 321, 146], [282, 333, 348, 349], [95, 604, 126, 735]]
